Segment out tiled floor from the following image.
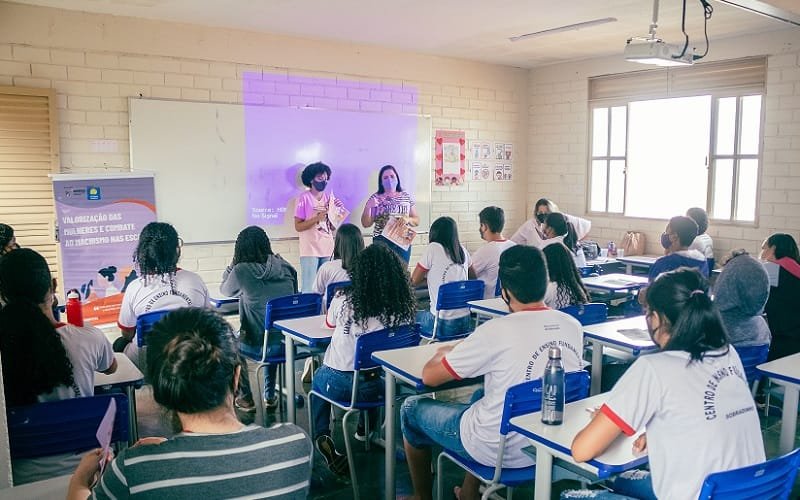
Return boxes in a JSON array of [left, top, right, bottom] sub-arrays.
[[133, 366, 800, 500]]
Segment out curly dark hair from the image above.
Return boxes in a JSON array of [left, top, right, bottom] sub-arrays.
[[543, 243, 589, 307], [0, 223, 15, 255], [0, 248, 76, 406], [300, 162, 332, 188], [344, 244, 416, 329], [233, 226, 273, 265], [133, 222, 180, 290], [333, 223, 364, 271]]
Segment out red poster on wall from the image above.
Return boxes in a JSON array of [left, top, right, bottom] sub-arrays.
[[434, 130, 466, 186]]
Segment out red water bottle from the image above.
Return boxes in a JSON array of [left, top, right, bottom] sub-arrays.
[[66, 289, 84, 327]]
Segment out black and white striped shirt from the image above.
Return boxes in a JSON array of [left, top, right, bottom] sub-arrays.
[[92, 423, 311, 499]]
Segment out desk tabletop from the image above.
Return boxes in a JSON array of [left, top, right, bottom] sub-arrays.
[[467, 298, 509, 317], [583, 273, 648, 291], [274, 315, 333, 347], [757, 352, 800, 385], [616, 255, 659, 266], [94, 352, 143, 388], [583, 316, 657, 353], [585, 258, 618, 267], [509, 394, 647, 478], [373, 340, 461, 390]]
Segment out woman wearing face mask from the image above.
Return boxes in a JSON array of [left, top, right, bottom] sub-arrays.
[[511, 198, 591, 247], [760, 233, 800, 360], [361, 164, 419, 262], [295, 162, 344, 292], [541, 212, 587, 268]]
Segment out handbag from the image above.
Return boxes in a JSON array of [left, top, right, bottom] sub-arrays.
[[579, 240, 600, 260], [620, 231, 646, 256]]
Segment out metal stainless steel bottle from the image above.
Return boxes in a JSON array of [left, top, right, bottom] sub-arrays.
[[542, 346, 565, 425]]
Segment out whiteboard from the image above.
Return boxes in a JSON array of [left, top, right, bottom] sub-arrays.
[[129, 98, 432, 243]]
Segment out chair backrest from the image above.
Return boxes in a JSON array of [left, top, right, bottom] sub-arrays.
[[499, 371, 590, 436], [353, 324, 421, 371], [325, 280, 351, 311], [7, 394, 129, 459], [264, 293, 323, 330], [707, 258, 716, 273], [579, 265, 601, 278], [697, 447, 800, 499], [135, 309, 172, 347], [494, 278, 502, 297], [559, 303, 608, 326], [436, 280, 485, 312], [735, 344, 770, 386]]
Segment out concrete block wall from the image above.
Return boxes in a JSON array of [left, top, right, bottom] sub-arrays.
[[0, 2, 529, 292]]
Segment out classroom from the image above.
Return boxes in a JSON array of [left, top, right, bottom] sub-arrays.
[[0, 0, 799, 498]]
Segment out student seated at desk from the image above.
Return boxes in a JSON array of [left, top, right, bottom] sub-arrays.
[[0, 249, 116, 485], [116, 222, 209, 368], [542, 212, 587, 268], [648, 216, 708, 282], [686, 207, 714, 263], [760, 233, 800, 361], [68, 308, 312, 500], [543, 242, 590, 309], [220, 226, 297, 411], [510, 198, 591, 247], [468, 206, 515, 299], [311, 244, 416, 476], [312, 223, 363, 297], [402, 245, 584, 500], [411, 216, 472, 338], [713, 250, 771, 347], [567, 269, 764, 500]]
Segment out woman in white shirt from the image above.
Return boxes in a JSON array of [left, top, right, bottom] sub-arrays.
[[542, 212, 587, 268], [566, 268, 765, 500], [312, 223, 364, 299], [411, 216, 472, 338], [511, 198, 592, 247], [310, 244, 416, 476]]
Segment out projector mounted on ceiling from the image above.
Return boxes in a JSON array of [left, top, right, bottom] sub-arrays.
[[624, 39, 694, 66]]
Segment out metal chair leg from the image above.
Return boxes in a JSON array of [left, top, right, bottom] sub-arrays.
[[255, 363, 266, 427], [436, 452, 446, 500], [342, 409, 359, 500], [364, 410, 370, 451]]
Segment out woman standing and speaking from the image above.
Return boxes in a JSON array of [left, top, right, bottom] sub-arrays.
[[361, 165, 419, 262]]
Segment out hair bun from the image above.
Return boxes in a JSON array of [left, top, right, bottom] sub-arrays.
[[165, 333, 222, 380]]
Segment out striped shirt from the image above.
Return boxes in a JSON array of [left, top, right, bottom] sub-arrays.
[[92, 424, 311, 499], [368, 191, 415, 236]]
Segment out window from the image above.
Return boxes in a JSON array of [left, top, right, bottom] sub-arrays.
[[588, 58, 765, 223]]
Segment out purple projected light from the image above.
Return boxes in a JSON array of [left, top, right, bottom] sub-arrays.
[[242, 72, 420, 230]]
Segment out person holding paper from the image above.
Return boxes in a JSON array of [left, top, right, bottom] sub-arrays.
[[295, 162, 345, 292], [361, 164, 419, 262]]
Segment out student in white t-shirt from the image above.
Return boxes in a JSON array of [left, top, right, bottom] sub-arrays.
[[542, 212, 587, 268], [0, 248, 116, 485], [312, 223, 364, 299], [116, 222, 209, 367], [411, 216, 472, 338], [511, 198, 592, 247], [687, 206, 714, 262], [311, 244, 416, 476], [402, 245, 584, 500], [566, 268, 765, 500], [542, 242, 590, 310], [468, 206, 516, 299]]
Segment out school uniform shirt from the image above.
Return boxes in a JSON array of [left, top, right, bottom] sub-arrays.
[[471, 239, 516, 299], [367, 191, 416, 237], [510, 220, 545, 247], [689, 233, 714, 260], [417, 242, 471, 319], [542, 235, 587, 268], [442, 309, 584, 468], [601, 347, 765, 500], [312, 258, 350, 296], [648, 249, 709, 282], [295, 190, 335, 258], [322, 294, 387, 372]]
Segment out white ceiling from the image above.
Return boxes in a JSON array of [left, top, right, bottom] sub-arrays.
[[7, 0, 799, 67]]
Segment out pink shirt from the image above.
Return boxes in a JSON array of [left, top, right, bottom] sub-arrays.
[[295, 190, 335, 257]]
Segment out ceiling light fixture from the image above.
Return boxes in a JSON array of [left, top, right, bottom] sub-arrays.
[[714, 0, 800, 27], [509, 17, 618, 42]]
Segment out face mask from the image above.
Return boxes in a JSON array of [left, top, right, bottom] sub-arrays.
[[312, 180, 327, 192], [382, 177, 397, 192], [660, 232, 672, 249], [535, 213, 547, 224]]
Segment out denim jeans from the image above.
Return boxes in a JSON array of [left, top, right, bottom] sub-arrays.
[[400, 389, 482, 460], [311, 364, 383, 440], [239, 334, 284, 400], [560, 469, 655, 500], [299, 256, 330, 293], [373, 235, 411, 263], [416, 310, 473, 339]]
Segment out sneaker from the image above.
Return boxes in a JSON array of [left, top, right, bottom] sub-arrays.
[[264, 396, 279, 412], [315, 435, 349, 476], [301, 358, 315, 384], [234, 396, 256, 412], [353, 425, 369, 442]]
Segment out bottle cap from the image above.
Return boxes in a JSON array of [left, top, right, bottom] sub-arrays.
[[548, 346, 561, 358], [67, 289, 80, 300]]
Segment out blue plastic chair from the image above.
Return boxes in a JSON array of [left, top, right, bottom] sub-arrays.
[[325, 280, 351, 311], [494, 277, 502, 297], [423, 279, 485, 341], [697, 447, 800, 499], [579, 265, 602, 278], [240, 293, 321, 419], [559, 303, 608, 326], [135, 309, 172, 348], [707, 258, 716, 273], [8, 394, 129, 460], [309, 324, 420, 500], [436, 371, 591, 500], [735, 343, 769, 395]]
